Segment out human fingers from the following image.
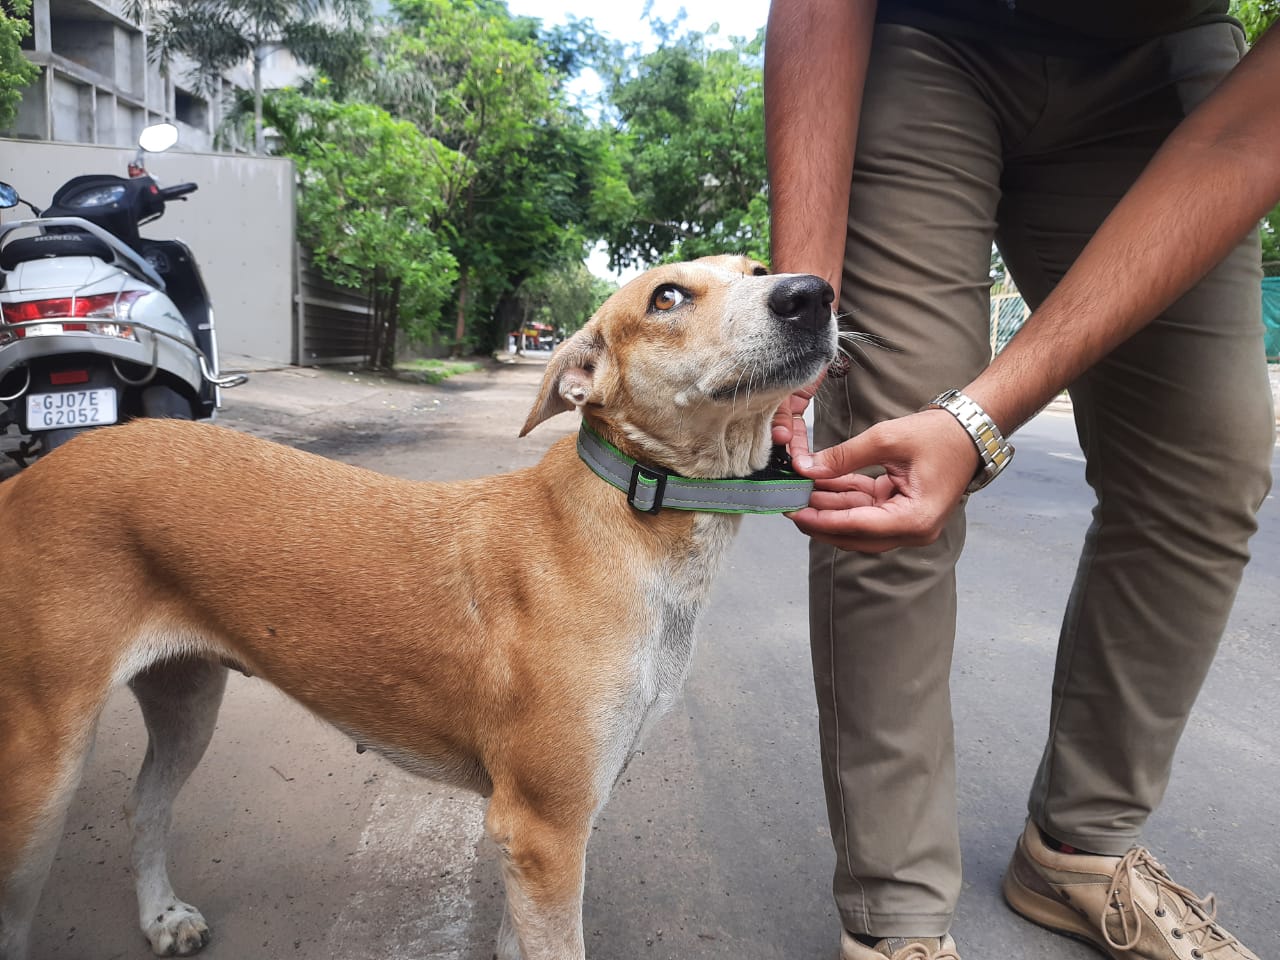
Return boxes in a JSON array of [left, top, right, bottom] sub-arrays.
[[786, 411, 982, 550], [809, 472, 893, 496], [787, 502, 940, 553], [790, 424, 885, 478], [770, 374, 824, 449], [770, 392, 807, 447]]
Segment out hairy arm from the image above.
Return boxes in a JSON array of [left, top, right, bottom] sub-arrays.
[[765, 0, 878, 449], [765, 0, 878, 290], [791, 23, 1280, 552], [968, 23, 1280, 435]]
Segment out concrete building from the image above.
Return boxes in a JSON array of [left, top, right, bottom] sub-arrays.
[[0, 0, 363, 368], [11, 0, 225, 149]]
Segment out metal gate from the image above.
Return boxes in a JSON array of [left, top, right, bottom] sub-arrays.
[[294, 246, 374, 365]]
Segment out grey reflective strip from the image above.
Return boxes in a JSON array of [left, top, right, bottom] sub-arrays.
[[576, 426, 814, 514]]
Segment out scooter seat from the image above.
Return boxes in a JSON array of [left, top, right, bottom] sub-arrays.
[[0, 232, 115, 271]]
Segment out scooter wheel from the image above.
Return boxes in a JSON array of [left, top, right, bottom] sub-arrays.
[[141, 385, 194, 420]]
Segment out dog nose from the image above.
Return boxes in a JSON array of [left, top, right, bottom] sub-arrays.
[[768, 275, 835, 330]]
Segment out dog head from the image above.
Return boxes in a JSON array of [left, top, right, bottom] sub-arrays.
[[521, 255, 836, 478]]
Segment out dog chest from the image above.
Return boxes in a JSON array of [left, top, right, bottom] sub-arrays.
[[640, 521, 735, 696], [594, 514, 739, 798]]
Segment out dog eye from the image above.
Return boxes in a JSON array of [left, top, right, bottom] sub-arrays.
[[651, 285, 687, 312]]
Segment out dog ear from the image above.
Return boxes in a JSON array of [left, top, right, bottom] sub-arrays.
[[519, 329, 602, 436]]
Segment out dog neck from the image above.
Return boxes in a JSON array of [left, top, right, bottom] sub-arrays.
[[575, 422, 813, 515], [580, 410, 775, 480]]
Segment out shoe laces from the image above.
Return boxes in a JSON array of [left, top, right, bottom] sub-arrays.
[[1102, 847, 1240, 955]]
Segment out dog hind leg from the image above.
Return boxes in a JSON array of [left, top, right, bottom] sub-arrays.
[[485, 792, 591, 960], [125, 658, 227, 957]]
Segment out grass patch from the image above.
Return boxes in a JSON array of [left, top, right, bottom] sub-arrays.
[[395, 358, 484, 384]]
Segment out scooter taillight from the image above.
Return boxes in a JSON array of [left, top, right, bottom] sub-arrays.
[[0, 291, 143, 341]]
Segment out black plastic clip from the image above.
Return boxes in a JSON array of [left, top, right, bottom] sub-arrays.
[[627, 462, 669, 513]]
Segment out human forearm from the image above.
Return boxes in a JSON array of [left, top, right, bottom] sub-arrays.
[[765, 0, 878, 292], [968, 24, 1280, 435]]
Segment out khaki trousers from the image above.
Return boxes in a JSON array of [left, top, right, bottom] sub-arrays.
[[811, 21, 1274, 937]]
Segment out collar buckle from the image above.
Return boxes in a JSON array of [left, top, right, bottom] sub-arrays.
[[627, 461, 669, 513]]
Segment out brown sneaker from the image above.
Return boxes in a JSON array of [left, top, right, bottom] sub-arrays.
[[839, 930, 962, 959], [1002, 820, 1259, 959]]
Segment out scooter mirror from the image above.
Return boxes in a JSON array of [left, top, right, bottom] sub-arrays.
[[0, 182, 18, 209], [138, 123, 179, 154]]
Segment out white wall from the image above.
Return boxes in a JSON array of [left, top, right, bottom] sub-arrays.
[[0, 138, 296, 364]]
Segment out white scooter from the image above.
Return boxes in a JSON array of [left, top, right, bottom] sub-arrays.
[[0, 123, 245, 466]]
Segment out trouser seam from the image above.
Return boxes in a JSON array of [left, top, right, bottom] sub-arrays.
[[825, 539, 872, 934]]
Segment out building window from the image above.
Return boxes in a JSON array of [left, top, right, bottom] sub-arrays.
[[175, 87, 208, 130]]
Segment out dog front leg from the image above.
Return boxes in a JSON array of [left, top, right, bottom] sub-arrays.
[[495, 900, 521, 960], [485, 794, 591, 960], [0, 717, 98, 960], [0, 696, 103, 960]]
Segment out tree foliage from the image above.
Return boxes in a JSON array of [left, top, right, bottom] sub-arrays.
[[1232, 0, 1280, 40], [601, 29, 768, 269], [0, 0, 39, 130], [516, 262, 616, 340], [323, 0, 632, 352], [139, 0, 369, 154], [265, 91, 461, 367]]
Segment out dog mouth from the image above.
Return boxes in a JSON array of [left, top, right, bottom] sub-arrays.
[[703, 344, 834, 404]]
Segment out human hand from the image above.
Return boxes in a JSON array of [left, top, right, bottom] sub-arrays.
[[786, 409, 981, 553], [770, 372, 827, 462]]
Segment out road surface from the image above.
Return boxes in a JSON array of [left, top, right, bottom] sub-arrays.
[[28, 360, 1280, 959]]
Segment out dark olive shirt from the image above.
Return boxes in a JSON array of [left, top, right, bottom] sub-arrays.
[[877, 0, 1237, 55]]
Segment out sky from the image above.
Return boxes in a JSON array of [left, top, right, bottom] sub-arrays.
[[505, 0, 773, 50], [502, 0, 774, 282]]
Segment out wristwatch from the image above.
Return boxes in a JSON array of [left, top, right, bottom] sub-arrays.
[[925, 389, 1015, 493]]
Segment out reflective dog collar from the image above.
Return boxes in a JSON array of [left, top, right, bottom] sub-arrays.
[[576, 423, 814, 515]]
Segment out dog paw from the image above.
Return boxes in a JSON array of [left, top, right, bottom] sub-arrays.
[[144, 901, 211, 956]]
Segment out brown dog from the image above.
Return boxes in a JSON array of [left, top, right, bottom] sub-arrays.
[[0, 255, 835, 960]]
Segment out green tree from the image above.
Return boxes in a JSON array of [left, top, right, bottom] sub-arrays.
[[347, 0, 629, 351], [600, 28, 768, 269], [265, 91, 462, 368], [0, 0, 39, 130], [517, 262, 616, 344], [137, 0, 369, 155], [464, 116, 633, 350], [1232, 0, 1280, 39]]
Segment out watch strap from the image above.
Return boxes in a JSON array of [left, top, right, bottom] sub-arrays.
[[925, 389, 1014, 493]]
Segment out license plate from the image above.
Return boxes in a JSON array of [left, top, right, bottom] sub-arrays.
[[26, 388, 118, 429]]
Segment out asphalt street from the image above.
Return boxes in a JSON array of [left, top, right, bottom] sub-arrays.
[[26, 357, 1280, 960]]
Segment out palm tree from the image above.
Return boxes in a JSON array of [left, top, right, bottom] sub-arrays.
[[130, 0, 369, 154]]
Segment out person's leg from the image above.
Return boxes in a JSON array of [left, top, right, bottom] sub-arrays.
[[995, 21, 1273, 854], [811, 23, 1040, 940], [994, 23, 1271, 960]]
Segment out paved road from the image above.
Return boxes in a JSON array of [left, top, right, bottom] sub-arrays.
[[29, 360, 1280, 959]]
